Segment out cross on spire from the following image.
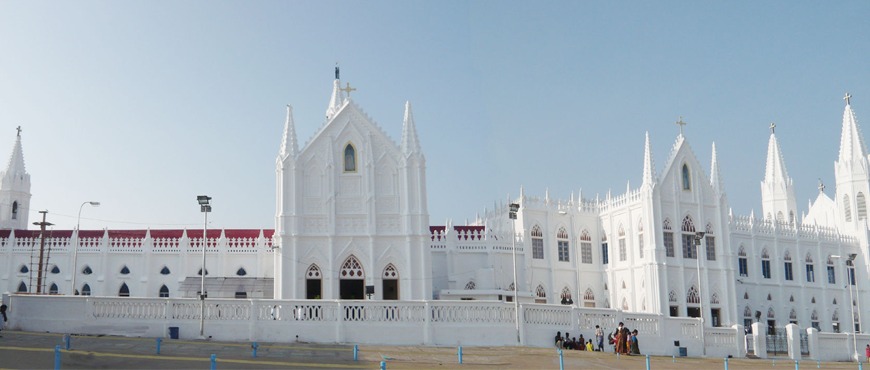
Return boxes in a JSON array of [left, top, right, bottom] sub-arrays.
[[675, 116, 687, 136], [16, 126, 21, 137], [818, 178, 825, 193], [844, 92, 852, 105], [770, 122, 776, 134], [340, 82, 357, 97]]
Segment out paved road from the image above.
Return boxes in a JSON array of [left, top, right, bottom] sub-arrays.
[[1, 330, 865, 369]]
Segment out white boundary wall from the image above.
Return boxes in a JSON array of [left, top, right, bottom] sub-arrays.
[[2, 294, 751, 358]]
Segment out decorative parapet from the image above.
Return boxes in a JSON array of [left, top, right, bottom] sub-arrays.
[[729, 215, 856, 243]]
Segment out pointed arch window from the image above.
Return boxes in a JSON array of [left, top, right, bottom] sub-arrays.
[[535, 284, 546, 298], [844, 194, 852, 222], [669, 290, 678, 303], [832, 310, 841, 332], [743, 306, 752, 318], [50, 265, 60, 274], [11, 201, 18, 220], [383, 264, 398, 279], [49, 283, 58, 294], [17, 281, 27, 292], [160, 266, 171, 275], [557, 227, 569, 262], [687, 286, 700, 305], [805, 253, 815, 283], [82, 265, 93, 275], [307, 264, 322, 279], [343, 143, 357, 172], [601, 233, 609, 264], [767, 308, 776, 319], [704, 223, 716, 261], [19, 264, 28, 274], [682, 164, 691, 190], [858, 192, 867, 220], [783, 251, 794, 281], [681, 216, 697, 259], [579, 230, 592, 264], [119, 283, 130, 297], [159, 285, 169, 298], [81, 284, 91, 296], [761, 249, 771, 279], [618, 225, 627, 261], [560, 286, 573, 305], [465, 281, 476, 290], [198, 268, 208, 276], [583, 288, 595, 307], [306, 264, 322, 299], [120, 265, 130, 275], [738, 246, 748, 277], [663, 218, 675, 257], [531, 225, 544, 259], [621, 298, 629, 311], [637, 219, 644, 259], [236, 267, 247, 276], [811, 310, 820, 331], [826, 256, 836, 284], [340, 255, 364, 279]]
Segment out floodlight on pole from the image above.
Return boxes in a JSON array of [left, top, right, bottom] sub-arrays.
[[71, 201, 100, 295], [694, 231, 706, 357], [832, 253, 859, 362], [197, 195, 211, 339], [508, 202, 520, 345]]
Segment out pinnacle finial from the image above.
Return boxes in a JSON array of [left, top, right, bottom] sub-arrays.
[[844, 92, 852, 105], [770, 122, 776, 134], [335, 63, 340, 80], [16, 126, 21, 137]]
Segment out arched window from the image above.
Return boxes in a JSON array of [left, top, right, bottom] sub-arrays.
[[704, 223, 716, 261], [535, 284, 546, 298], [82, 265, 93, 275], [711, 293, 720, 305], [637, 219, 644, 259], [811, 310, 820, 331], [744, 292, 749, 299], [761, 249, 772, 279], [236, 267, 247, 276], [49, 283, 58, 294], [826, 256, 836, 284], [805, 253, 816, 283], [844, 194, 852, 222], [858, 192, 867, 220], [159, 285, 169, 298], [531, 225, 544, 259], [682, 164, 691, 190], [340, 255, 364, 279], [621, 298, 629, 310], [783, 251, 794, 281], [307, 264, 322, 279], [50, 265, 60, 274], [19, 264, 28, 274], [601, 232, 609, 264], [344, 143, 356, 172], [687, 286, 700, 304], [160, 266, 171, 275], [119, 283, 130, 297], [738, 246, 748, 277], [618, 225, 627, 261], [681, 216, 697, 259], [120, 265, 130, 275], [579, 230, 593, 264], [669, 290, 678, 303], [560, 286, 573, 305], [306, 264, 322, 300], [465, 281, 476, 290], [198, 268, 208, 276], [17, 281, 27, 292], [11, 201, 17, 220], [767, 307, 775, 319], [744, 306, 752, 318], [557, 227, 569, 262], [81, 284, 91, 296], [663, 218, 675, 257], [383, 264, 398, 279]]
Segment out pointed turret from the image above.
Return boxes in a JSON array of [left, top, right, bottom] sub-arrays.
[[325, 68, 345, 120], [710, 142, 724, 194], [0, 127, 32, 230], [837, 93, 867, 165], [642, 131, 655, 186], [401, 101, 422, 155], [279, 104, 299, 159], [760, 123, 797, 223]]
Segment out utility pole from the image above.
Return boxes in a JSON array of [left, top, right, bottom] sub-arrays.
[[33, 210, 53, 294]]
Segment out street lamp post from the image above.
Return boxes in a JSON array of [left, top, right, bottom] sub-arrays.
[[197, 195, 212, 339], [71, 201, 100, 295], [848, 253, 862, 336], [509, 202, 521, 345], [694, 231, 706, 357], [833, 253, 859, 362]]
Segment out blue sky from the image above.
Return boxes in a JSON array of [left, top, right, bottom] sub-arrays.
[[1, 1, 868, 230]]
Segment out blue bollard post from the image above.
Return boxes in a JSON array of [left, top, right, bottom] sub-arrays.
[[252, 342, 258, 358], [858, 361, 863, 370], [673, 355, 676, 363], [725, 357, 729, 370], [210, 354, 216, 370], [559, 349, 564, 370], [645, 354, 650, 370], [353, 344, 358, 361], [156, 338, 162, 354], [795, 360, 798, 370], [380, 361, 386, 370], [63, 334, 71, 350], [773, 359, 776, 366], [816, 360, 820, 368], [458, 346, 463, 364], [54, 345, 61, 370]]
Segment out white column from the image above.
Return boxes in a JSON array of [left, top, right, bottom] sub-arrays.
[[751, 322, 767, 359], [785, 323, 801, 360]]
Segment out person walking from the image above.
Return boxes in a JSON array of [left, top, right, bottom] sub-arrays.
[[595, 325, 604, 351]]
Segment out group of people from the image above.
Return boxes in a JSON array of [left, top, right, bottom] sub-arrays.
[[607, 322, 640, 355], [553, 325, 609, 352]]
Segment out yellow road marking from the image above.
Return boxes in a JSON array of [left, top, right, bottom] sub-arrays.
[[0, 346, 368, 368]]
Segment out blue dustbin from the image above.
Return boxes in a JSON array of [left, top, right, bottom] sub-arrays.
[[169, 327, 179, 339]]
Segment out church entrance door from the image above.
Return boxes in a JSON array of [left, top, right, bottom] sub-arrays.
[[339, 255, 365, 300], [340, 280, 364, 299]]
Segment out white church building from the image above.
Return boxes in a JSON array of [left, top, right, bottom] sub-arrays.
[[0, 73, 867, 357]]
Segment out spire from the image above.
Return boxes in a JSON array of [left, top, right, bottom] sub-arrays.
[[763, 123, 790, 185], [642, 131, 655, 186], [4, 127, 27, 179], [279, 104, 298, 159], [325, 68, 345, 120], [837, 92, 867, 164], [401, 101, 422, 155], [710, 142, 724, 194]]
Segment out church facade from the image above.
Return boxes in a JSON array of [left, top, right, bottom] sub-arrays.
[[0, 77, 866, 335]]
